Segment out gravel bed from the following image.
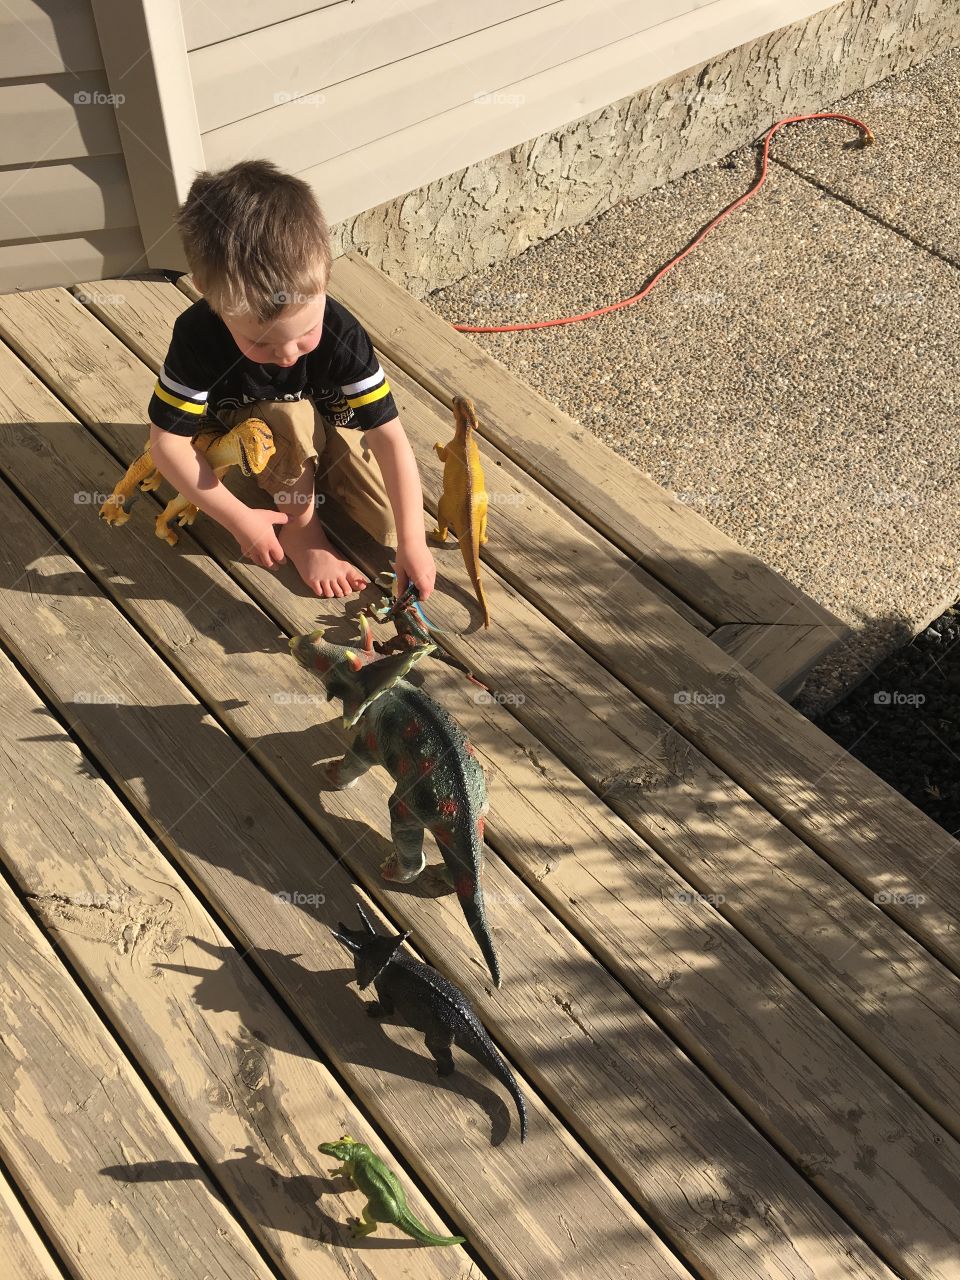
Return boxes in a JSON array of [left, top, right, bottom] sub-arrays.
[[811, 596, 960, 837]]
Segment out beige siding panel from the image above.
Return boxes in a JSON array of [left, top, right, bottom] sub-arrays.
[[202, 0, 712, 169], [293, 0, 840, 224], [191, 0, 605, 133], [0, 227, 145, 294], [0, 0, 102, 77], [183, 0, 340, 51], [0, 157, 136, 242], [0, 73, 121, 166]]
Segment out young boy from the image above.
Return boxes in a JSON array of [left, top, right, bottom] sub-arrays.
[[147, 158, 436, 602]]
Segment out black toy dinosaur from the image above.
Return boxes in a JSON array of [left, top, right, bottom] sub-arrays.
[[333, 904, 527, 1142]]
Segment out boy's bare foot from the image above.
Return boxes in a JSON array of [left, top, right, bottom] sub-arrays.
[[278, 513, 368, 597]]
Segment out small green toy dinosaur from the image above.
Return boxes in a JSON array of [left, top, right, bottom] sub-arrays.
[[318, 1136, 466, 1246]]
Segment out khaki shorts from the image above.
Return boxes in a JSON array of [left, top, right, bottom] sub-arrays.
[[212, 397, 397, 549]]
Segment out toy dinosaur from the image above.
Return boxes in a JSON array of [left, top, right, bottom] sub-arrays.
[[98, 418, 275, 545], [318, 1135, 466, 1246], [289, 619, 501, 987], [360, 572, 490, 691], [333, 904, 527, 1141], [431, 396, 490, 628]]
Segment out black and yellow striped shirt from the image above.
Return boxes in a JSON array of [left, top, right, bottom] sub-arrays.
[[148, 295, 397, 435]]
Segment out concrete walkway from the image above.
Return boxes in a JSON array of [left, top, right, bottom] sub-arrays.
[[427, 46, 960, 717]]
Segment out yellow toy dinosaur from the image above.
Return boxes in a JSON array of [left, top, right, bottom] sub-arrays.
[[431, 395, 490, 628], [98, 418, 275, 546]]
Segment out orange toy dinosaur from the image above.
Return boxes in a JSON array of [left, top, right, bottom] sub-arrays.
[[430, 396, 490, 629]]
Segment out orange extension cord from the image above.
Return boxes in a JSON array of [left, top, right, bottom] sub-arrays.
[[451, 112, 875, 334]]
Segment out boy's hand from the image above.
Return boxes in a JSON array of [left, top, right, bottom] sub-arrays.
[[228, 506, 289, 569], [395, 540, 436, 602]]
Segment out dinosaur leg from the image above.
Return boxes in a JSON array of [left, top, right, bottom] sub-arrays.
[[350, 1205, 380, 1237], [320, 734, 376, 790], [430, 492, 453, 544], [381, 791, 426, 883], [478, 503, 488, 545], [424, 1026, 455, 1077], [366, 992, 395, 1017], [99, 450, 155, 527]]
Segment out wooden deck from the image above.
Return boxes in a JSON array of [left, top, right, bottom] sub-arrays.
[[0, 258, 958, 1280]]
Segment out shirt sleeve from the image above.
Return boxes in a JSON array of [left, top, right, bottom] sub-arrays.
[[328, 305, 398, 431], [147, 312, 212, 435]]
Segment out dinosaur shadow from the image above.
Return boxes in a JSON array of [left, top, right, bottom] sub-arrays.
[[99, 1147, 412, 1249], [162, 938, 515, 1146]]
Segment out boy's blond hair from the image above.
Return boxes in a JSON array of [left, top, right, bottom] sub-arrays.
[[175, 159, 332, 324]]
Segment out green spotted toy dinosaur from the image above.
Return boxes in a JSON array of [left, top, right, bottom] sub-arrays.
[[319, 1136, 465, 1245], [288, 616, 501, 987]]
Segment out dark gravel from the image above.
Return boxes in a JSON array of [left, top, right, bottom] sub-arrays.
[[811, 597, 960, 838]]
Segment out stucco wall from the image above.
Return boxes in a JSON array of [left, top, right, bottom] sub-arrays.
[[331, 0, 959, 298]]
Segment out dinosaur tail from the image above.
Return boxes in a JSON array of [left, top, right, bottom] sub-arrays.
[[440, 831, 501, 988], [395, 1208, 466, 1247], [458, 529, 490, 629], [457, 1020, 528, 1142]]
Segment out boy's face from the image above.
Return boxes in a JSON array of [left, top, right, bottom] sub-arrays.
[[198, 281, 326, 367]]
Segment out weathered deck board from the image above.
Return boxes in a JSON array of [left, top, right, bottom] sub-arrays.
[[161, 272, 960, 972], [0, 651, 470, 1278], [707, 622, 832, 702], [0, 487, 685, 1276], [74, 275, 713, 638], [10, 283, 960, 1145], [0, 868, 274, 1280], [322, 253, 840, 632], [0, 336, 955, 1277], [0, 1167, 64, 1280], [0, 363, 902, 1277]]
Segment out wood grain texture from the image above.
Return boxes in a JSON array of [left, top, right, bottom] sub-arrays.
[[0, 466, 685, 1274], [0, 655, 469, 1279], [0, 870, 274, 1280], [0, 315, 948, 1277], [0, 1166, 64, 1280]]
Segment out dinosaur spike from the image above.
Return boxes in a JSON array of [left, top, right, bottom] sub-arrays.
[[355, 903, 377, 936]]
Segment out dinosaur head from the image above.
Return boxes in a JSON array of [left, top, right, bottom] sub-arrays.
[[331, 902, 411, 988], [288, 626, 373, 706], [234, 418, 276, 476], [452, 395, 480, 439], [318, 1136, 365, 1161]]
